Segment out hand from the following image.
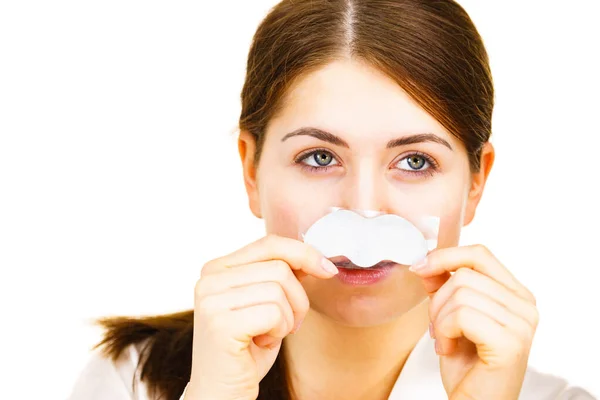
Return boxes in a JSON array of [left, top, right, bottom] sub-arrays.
[[183, 234, 339, 400], [410, 245, 539, 400]]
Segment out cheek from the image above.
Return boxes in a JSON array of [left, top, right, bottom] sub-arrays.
[[389, 173, 468, 248], [261, 194, 334, 240], [437, 204, 463, 248], [262, 201, 302, 239], [259, 172, 340, 239], [257, 166, 304, 238], [387, 179, 467, 248], [435, 180, 469, 248]]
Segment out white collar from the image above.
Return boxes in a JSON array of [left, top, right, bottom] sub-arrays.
[[389, 332, 447, 399], [387, 333, 586, 400]]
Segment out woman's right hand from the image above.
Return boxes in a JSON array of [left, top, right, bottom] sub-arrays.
[[183, 234, 339, 400]]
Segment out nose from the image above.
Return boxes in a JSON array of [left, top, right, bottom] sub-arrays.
[[337, 163, 389, 215]]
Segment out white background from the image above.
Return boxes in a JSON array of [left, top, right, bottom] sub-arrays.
[[1, 0, 599, 398]]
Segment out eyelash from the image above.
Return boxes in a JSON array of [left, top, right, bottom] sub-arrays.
[[294, 148, 340, 173], [396, 151, 439, 177], [293, 149, 439, 176]]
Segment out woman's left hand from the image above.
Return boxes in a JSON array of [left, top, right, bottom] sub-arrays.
[[410, 244, 539, 400]]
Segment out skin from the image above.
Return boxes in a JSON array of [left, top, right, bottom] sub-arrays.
[[186, 59, 538, 400]]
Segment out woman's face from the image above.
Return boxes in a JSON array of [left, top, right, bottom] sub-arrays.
[[239, 59, 493, 327]]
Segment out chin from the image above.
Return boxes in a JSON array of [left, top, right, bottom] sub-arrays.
[[307, 285, 426, 328]]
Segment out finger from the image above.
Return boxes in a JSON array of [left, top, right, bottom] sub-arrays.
[[202, 234, 338, 279], [219, 304, 286, 346], [197, 282, 294, 342], [435, 305, 530, 367], [419, 271, 451, 298], [433, 286, 535, 352], [429, 268, 539, 329], [410, 245, 535, 304], [196, 260, 310, 330]]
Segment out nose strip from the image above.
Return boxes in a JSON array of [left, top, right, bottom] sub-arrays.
[[355, 209, 384, 218], [302, 208, 440, 267], [328, 207, 384, 218]]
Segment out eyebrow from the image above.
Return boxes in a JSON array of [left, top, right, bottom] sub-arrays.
[[281, 127, 453, 150]]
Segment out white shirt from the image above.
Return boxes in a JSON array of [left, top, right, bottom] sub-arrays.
[[68, 333, 596, 399]]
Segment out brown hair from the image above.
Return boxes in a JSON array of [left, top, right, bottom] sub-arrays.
[[96, 1, 494, 399]]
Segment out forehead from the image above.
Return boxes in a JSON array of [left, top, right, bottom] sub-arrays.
[[267, 59, 454, 145]]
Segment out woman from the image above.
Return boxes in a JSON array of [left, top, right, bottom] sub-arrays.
[[69, 0, 595, 399]]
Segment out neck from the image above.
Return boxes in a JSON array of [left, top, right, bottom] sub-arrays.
[[283, 298, 430, 400]]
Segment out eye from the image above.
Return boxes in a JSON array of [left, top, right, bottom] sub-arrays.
[[399, 155, 429, 171], [393, 152, 439, 177], [301, 150, 339, 168]]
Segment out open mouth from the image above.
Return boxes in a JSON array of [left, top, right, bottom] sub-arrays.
[[328, 256, 397, 270]]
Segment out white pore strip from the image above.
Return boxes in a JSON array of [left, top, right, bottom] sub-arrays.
[[302, 209, 439, 267]]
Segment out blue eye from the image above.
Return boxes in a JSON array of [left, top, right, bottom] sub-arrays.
[[301, 150, 339, 168], [394, 152, 439, 177], [398, 155, 429, 171]]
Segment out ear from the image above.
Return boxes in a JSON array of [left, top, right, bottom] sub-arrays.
[[238, 130, 262, 219], [463, 141, 495, 226]]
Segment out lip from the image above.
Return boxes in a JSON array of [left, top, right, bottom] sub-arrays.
[[329, 256, 397, 286]]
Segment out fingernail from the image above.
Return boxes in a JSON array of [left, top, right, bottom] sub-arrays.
[[435, 339, 443, 355], [429, 322, 435, 339], [321, 257, 339, 275], [409, 257, 428, 272]]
